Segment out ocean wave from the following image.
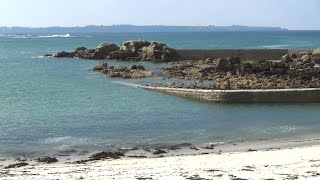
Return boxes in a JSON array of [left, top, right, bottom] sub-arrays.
[[31, 55, 45, 59], [112, 81, 140, 88], [43, 136, 90, 145], [250, 125, 298, 135], [37, 34, 74, 38], [8, 34, 33, 39], [262, 44, 290, 48]]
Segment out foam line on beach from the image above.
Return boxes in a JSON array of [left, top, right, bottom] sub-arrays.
[[112, 81, 141, 88]]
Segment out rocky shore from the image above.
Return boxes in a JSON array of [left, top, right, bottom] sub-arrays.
[[49, 40, 320, 90], [158, 50, 320, 90]]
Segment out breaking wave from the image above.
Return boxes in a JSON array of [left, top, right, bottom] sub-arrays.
[[262, 44, 290, 48], [37, 33, 74, 38], [43, 136, 90, 145]]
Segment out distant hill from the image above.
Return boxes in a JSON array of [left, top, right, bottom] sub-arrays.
[[0, 25, 288, 33]]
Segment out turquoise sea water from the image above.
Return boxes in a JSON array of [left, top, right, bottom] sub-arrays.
[[1, 31, 320, 157]]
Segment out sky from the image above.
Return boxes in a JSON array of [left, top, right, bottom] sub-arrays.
[[0, 0, 319, 30]]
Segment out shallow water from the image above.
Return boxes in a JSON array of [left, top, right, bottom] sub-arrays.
[[1, 31, 320, 157]]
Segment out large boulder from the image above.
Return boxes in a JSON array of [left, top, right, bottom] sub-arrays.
[[227, 57, 241, 65], [73, 48, 96, 59], [120, 40, 151, 53], [93, 43, 119, 59], [140, 41, 179, 62]]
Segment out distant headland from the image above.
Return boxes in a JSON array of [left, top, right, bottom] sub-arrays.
[[0, 25, 288, 33]]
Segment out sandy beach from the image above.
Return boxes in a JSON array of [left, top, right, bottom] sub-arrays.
[[1, 139, 320, 180]]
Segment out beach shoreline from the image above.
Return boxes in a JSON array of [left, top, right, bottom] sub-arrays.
[[1, 137, 320, 179]]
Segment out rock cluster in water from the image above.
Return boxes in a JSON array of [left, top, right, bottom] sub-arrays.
[[50, 40, 320, 90], [93, 63, 154, 79], [51, 40, 179, 62]]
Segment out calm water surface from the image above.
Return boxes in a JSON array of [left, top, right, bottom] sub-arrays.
[[0, 31, 320, 157]]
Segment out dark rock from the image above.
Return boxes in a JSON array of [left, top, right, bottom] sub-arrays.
[[227, 57, 241, 65], [214, 58, 229, 69], [75, 50, 94, 59], [108, 50, 136, 60], [44, 54, 53, 57], [90, 151, 124, 160], [37, 156, 58, 163], [137, 65, 145, 70], [93, 43, 120, 59], [5, 162, 28, 169], [312, 57, 320, 64], [109, 72, 122, 78], [75, 47, 87, 51], [153, 149, 167, 155], [130, 65, 138, 70], [290, 53, 297, 59], [54, 51, 75, 58]]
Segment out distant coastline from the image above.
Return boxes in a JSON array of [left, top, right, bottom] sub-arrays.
[[0, 25, 288, 33]]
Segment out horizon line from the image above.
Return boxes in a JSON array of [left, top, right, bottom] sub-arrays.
[[0, 25, 319, 31]]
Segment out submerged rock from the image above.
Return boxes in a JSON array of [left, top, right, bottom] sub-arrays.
[[37, 156, 58, 163], [4, 162, 28, 169], [90, 151, 124, 159]]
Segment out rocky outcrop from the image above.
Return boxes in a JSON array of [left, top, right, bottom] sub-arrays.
[[93, 63, 154, 79], [53, 43, 120, 59], [140, 41, 179, 62], [92, 43, 120, 59], [159, 53, 320, 90], [52, 40, 179, 62], [109, 40, 179, 62]]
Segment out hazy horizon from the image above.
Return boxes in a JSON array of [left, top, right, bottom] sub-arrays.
[[0, 0, 319, 30]]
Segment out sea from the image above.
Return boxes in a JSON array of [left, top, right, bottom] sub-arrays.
[[1, 31, 320, 158]]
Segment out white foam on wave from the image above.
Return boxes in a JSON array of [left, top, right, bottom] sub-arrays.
[[31, 55, 46, 59], [112, 81, 141, 88], [43, 136, 90, 145], [249, 125, 298, 135], [8, 34, 32, 39], [37, 33, 74, 38], [262, 44, 290, 48]]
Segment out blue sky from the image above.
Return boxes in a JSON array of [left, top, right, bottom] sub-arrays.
[[0, 0, 319, 30]]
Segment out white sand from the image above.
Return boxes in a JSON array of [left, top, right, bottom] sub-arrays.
[[1, 145, 320, 180]]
